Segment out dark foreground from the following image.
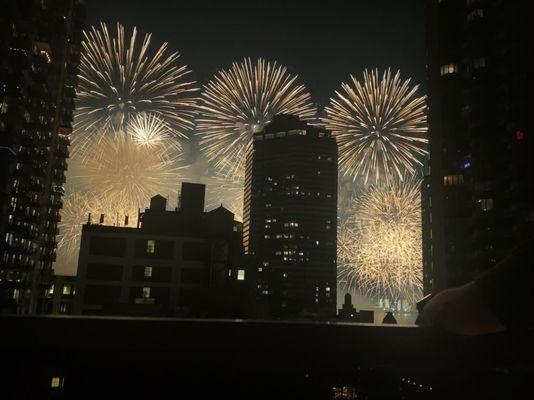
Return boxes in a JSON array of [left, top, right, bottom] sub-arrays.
[[1, 316, 532, 399]]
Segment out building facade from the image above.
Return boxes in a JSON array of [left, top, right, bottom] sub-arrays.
[[423, 0, 532, 293], [72, 182, 251, 317], [0, 0, 85, 313], [243, 114, 338, 318]]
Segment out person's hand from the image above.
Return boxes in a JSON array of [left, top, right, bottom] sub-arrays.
[[418, 282, 505, 336]]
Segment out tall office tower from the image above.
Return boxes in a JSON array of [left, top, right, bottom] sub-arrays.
[[0, 0, 85, 313], [423, 0, 532, 294], [243, 114, 338, 318]]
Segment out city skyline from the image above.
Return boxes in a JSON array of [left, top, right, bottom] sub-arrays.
[[54, 1, 429, 316]]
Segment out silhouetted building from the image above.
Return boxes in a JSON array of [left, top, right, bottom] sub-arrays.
[[71, 182, 252, 317], [243, 114, 338, 318], [423, 0, 532, 294], [337, 293, 374, 323], [0, 0, 85, 314]]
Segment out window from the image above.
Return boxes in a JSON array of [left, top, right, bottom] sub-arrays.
[[467, 8, 484, 21], [144, 266, 153, 278], [237, 269, 245, 281], [265, 133, 274, 139], [469, 57, 486, 71], [275, 131, 286, 137], [62, 285, 71, 295], [142, 287, 151, 299], [50, 377, 63, 388], [146, 240, 155, 254], [443, 174, 464, 185], [440, 63, 458, 76], [479, 198, 493, 211]]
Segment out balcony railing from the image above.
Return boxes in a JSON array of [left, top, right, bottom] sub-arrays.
[[0, 316, 532, 399]]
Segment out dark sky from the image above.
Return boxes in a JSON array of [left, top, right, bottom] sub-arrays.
[[85, 0, 427, 106]]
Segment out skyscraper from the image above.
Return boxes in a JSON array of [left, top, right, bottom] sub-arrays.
[[243, 114, 338, 318], [423, 0, 531, 294], [0, 0, 85, 313]]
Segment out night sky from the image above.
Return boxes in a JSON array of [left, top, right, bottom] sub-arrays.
[[86, 0, 427, 106]]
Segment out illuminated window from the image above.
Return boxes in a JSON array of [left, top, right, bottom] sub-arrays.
[[142, 287, 151, 299], [237, 269, 245, 281], [146, 240, 155, 254], [275, 131, 286, 137], [144, 266, 152, 278], [283, 272, 288, 278], [440, 63, 458, 76], [516, 130, 525, 141], [479, 198, 493, 211], [50, 377, 62, 388], [62, 285, 71, 295], [443, 174, 464, 185]]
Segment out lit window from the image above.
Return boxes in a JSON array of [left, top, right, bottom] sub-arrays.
[[60, 303, 68, 313], [144, 266, 152, 278], [50, 377, 62, 388], [315, 240, 320, 245], [443, 174, 464, 185], [275, 131, 286, 138], [479, 198, 493, 211], [62, 285, 71, 295], [237, 269, 245, 281], [283, 272, 287, 278], [146, 240, 155, 254], [440, 63, 458, 76], [516, 130, 525, 141], [297, 130, 306, 136], [142, 287, 151, 299]]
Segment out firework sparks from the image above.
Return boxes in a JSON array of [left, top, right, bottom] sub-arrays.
[[202, 173, 244, 221], [127, 113, 181, 151], [197, 57, 316, 180], [324, 68, 427, 184], [338, 177, 423, 306], [56, 192, 100, 271], [69, 133, 183, 217], [73, 22, 198, 155]]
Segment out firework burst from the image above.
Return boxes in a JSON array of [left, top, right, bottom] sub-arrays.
[[55, 192, 105, 272], [324, 68, 427, 184], [202, 173, 244, 221], [69, 133, 183, 217], [197, 57, 316, 180], [73, 22, 198, 154], [338, 177, 423, 306], [127, 113, 181, 151]]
